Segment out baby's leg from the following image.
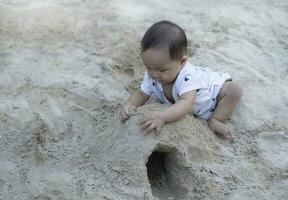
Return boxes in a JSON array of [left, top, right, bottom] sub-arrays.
[[208, 82, 243, 140]]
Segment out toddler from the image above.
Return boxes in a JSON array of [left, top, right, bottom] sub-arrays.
[[119, 21, 242, 140]]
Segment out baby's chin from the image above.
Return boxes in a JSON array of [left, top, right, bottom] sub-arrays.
[[153, 77, 174, 84], [162, 77, 177, 84], [158, 80, 173, 85], [155, 79, 165, 83]]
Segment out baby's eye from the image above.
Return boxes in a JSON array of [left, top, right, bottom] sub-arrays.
[[160, 69, 168, 72]]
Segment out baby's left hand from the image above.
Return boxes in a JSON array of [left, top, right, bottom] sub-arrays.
[[139, 111, 165, 135]]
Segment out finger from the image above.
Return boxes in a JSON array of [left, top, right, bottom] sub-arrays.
[[228, 130, 236, 143], [124, 107, 131, 115], [139, 116, 151, 126], [121, 110, 128, 119], [141, 120, 153, 130], [141, 113, 154, 123], [127, 105, 136, 113], [155, 126, 161, 135], [226, 133, 233, 143], [120, 111, 128, 122], [223, 134, 231, 141], [143, 123, 156, 135], [131, 105, 137, 110], [119, 115, 127, 122]]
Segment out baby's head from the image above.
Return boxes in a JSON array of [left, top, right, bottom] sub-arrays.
[[141, 21, 187, 84]]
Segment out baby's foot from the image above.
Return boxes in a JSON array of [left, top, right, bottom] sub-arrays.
[[208, 118, 235, 141]]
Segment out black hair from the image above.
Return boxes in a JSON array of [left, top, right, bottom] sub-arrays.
[[141, 20, 187, 61]]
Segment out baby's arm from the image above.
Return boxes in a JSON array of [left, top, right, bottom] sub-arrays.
[[140, 90, 196, 134], [162, 90, 196, 122], [126, 89, 150, 108], [119, 90, 149, 122]]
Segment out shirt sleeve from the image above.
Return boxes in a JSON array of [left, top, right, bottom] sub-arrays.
[[178, 73, 208, 96], [140, 71, 153, 96]]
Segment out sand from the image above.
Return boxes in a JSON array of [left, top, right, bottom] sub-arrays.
[[0, 0, 288, 199]]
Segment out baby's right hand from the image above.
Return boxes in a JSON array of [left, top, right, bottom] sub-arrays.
[[119, 105, 137, 122]]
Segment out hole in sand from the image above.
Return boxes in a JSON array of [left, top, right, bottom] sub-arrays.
[[146, 148, 188, 200]]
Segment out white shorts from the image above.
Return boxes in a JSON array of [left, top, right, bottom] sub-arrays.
[[195, 79, 231, 120], [195, 85, 222, 120]]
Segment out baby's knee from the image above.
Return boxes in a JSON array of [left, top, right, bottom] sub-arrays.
[[227, 82, 243, 100]]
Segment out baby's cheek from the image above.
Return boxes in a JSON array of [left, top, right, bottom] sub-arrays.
[[166, 74, 174, 81], [161, 73, 169, 79]]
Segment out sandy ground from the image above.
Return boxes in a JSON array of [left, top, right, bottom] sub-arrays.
[[0, 0, 288, 199]]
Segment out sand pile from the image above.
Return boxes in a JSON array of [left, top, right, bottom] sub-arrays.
[[0, 102, 251, 200], [0, 0, 288, 199]]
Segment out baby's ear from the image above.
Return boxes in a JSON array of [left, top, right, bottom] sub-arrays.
[[181, 56, 187, 65]]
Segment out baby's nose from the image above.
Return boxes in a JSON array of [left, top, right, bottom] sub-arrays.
[[151, 72, 160, 79]]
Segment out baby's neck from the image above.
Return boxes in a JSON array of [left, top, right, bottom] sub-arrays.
[[162, 81, 174, 87]]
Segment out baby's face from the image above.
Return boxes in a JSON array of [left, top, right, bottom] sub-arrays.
[[141, 48, 186, 84]]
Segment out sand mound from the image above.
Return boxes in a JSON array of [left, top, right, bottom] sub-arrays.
[[0, 103, 227, 199], [1, 103, 287, 199]]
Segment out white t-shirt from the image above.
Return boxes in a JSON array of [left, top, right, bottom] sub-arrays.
[[140, 61, 231, 119]]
